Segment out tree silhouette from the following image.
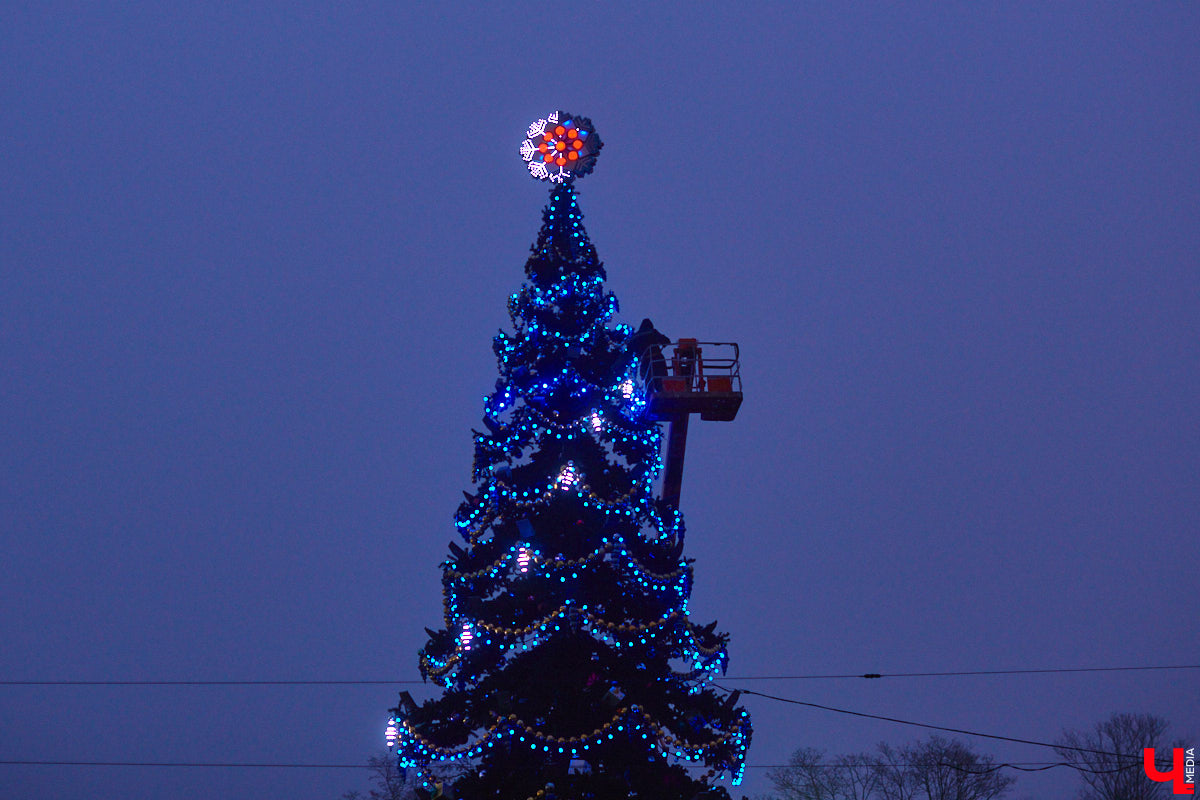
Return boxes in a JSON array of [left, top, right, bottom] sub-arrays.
[[1054, 712, 1179, 800], [767, 736, 1014, 800]]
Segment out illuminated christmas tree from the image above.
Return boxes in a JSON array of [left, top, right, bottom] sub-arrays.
[[388, 112, 751, 800]]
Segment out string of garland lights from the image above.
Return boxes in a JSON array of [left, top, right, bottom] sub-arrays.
[[0, 759, 1169, 776], [388, 704, 749, 778], [443, 535, 689, 587], [387, 113, 753, 800], [419, 607, 728, 687]]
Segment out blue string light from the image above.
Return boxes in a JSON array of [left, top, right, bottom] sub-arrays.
[[397, 182, 751, 792]]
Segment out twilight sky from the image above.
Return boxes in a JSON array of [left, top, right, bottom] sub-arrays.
[[1, 4, 1196, 799]]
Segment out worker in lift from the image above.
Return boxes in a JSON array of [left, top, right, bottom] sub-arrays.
[[628, 318, 670, 390]]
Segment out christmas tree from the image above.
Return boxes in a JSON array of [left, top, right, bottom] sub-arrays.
[[388, 112, 751, 800]]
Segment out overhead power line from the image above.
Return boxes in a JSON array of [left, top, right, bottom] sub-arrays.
[[1, 663, 1194, 686], [753, 761, 1145, 775], [0, 760, 1149, 775], [0, 679, 421, 686], [718, 685, 1145, 761], [0, 760, 771, 770], [0, 760, 371, 769], [728, 664, 1200, 680], [5, 675, 1179, 777], [954, 761, 1141, 776]]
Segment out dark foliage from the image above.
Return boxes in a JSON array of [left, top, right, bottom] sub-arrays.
[[388, 184, 751, 800]]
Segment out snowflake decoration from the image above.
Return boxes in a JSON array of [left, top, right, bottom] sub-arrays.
[[519, 111, 602, 183]]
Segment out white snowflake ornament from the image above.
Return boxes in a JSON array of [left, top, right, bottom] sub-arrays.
[[519, 111, 603, 183]]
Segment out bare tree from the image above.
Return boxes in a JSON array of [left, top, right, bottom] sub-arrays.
[[341, 752, 470, 800], [838, 752, 882, 800], [767, 747, 842, 800], [342, 752, 412, 800], [896, 736, 1013, 800], [873, 742, 916, 800], [1054, 712, 1178, 800], [767, 737, 1014, 800]]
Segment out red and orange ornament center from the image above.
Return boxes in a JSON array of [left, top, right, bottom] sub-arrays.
[[537, 124, 585, 166]]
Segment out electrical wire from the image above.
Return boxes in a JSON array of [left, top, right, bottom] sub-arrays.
[[716, 685, 1153, 761], [0, 760, 370, 769], [2, 668, 1184, 775], [948, 761, 1140, 776], [0, 760, 1148, 773], [0, 680, 421, 686], [1, 663, 1194, 686], [727, 664, 1200, 681], [752, 761, 1142, 775], [747, 761, 1146, 776]]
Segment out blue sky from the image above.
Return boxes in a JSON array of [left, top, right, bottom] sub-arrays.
[[2, 4, 1196, 798]]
